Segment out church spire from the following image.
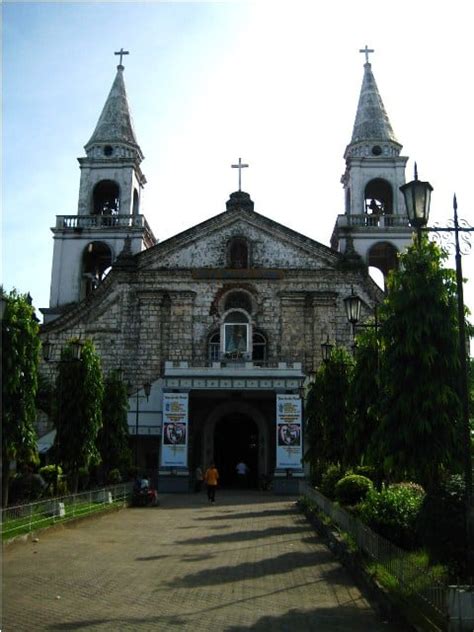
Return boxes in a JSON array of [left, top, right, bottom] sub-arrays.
[[84, 61, 143, 161], [345, 53, 401, 158]]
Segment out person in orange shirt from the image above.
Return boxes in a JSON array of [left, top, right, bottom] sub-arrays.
[[204, 463, 219, 503]]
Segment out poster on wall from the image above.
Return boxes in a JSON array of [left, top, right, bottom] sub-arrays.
[[161, 393, 188, 467], [276, 394, 302, 469]]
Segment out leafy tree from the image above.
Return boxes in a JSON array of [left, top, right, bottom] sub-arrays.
[[54, 339, 104, 492], [98, 370, 131, 481], [2, 289, 40, 506], [346, 327, 381, 468], [376, 237, 462, 489], [304, 346, 352, 476]]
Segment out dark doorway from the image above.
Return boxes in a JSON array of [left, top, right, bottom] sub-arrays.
[[214, 414, 258, 488]]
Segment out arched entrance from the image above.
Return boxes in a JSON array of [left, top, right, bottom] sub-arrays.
[[200, 399, 270, 489], [214, 413, 258, 488]]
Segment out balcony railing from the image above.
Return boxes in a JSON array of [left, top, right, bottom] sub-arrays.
[[55, 214, 148, 230], [337, 214, 411, 228]]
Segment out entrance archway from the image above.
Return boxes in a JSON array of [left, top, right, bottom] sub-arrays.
[[214, 414, 258, 488]]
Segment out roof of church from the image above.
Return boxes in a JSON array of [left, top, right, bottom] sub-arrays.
[[349, 62, 398, 145], [85, 66, 141, 154]]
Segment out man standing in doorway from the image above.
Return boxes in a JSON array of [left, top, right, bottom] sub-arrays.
[[204, 463, 219, 503], [236, 461, 249, 488]]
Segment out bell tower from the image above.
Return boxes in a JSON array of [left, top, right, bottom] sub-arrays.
[[42, 51, 156, 323], [331, 47, 412, 279]]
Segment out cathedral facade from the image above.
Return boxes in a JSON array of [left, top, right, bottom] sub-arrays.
[[40, 53, 413, 492]]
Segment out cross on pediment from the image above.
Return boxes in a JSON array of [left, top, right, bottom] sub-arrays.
[[231, 157, 249, 191], [359, 45, 374, 64], [115, 48, 129, 68]]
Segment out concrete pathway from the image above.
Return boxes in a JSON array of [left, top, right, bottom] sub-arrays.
[[2, 491, 401, 631]]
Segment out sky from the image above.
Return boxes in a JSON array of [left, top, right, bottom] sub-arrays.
[[2, 1, 474, 322]]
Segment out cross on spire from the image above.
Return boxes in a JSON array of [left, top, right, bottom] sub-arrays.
[[114, 48, 129, 68], [359, 45, 374, 64], [231, 157, 249, 191]]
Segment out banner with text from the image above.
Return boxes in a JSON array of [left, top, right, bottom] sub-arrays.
[[161, 393, 189, 467], [276, 394, 302, 469]]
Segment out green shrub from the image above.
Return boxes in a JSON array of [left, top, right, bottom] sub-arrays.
[[107, 468, 122, 484], [416, 475, 467, 576], [320, 465, 346, 499], [39, 464, 63, 484], [352, 465, 378, 483], [335, 474, 373, 506], [359, 483, 425, 550]]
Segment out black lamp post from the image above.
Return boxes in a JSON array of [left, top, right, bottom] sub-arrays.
[[400, 167, 473, 554], [321, 335, 334, 363], [131, 381, 152, 469], [42, 339, 83, 495]]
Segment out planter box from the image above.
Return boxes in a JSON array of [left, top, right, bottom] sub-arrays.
[[94, 491, 113, 504], [44, 501, 66, 517]]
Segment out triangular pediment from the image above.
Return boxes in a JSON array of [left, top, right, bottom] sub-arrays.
[[137, 206, 340, 271]]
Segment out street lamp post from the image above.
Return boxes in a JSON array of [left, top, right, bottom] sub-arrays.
[[344, 287, 380, 364], [400, 168, 473, 557], [42, 339, 83, 495]]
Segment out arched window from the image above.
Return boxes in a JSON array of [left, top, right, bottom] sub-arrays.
[[208, 331, 221, 362], [228, 238, 249, 269], [81, 241, 113, 298], [132, 189, 140, 215], [224, 310, 249, 357], [92, 180, 120, 215], [252, 331, 267, 364], [224, 290, 253, 313], [364, 179, 393, 215]]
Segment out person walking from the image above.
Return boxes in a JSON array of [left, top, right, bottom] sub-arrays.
[[204, 463, 219, 503]]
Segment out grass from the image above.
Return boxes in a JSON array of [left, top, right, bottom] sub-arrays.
[[2, 498, 127, 541]]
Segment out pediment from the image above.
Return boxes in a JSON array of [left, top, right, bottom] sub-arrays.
[[138, 208, 340, 271]]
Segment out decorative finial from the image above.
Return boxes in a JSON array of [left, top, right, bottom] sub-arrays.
[[231, 157, 249, 192], [359, 45, 374, 64], [414, 162, 418, 180], [114, 48, 129, 70], [453, 193, 458, 213]]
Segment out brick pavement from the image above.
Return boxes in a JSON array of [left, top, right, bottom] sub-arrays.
[[2, 491, 401, 631]]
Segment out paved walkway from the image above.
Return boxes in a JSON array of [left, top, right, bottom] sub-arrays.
[[2, 491, 401, 631]]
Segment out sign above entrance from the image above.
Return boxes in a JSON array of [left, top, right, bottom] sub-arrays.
[[161, 393, 189, 468], [276, 394, 302, 470]]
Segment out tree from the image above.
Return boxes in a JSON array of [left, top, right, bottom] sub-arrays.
[[98, 370, 131, 481], [54, 339, 104, 492], [346, 327, 380, 467], [304, 346, 352, 478], [2, 289, 40, 506], [376, 237, 462, 489]]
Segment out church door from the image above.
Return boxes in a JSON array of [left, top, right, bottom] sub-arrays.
[[214, 414, 258, 488]]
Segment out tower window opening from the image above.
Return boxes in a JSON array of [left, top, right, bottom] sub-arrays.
[[81, 241, 113, 298], [103, 145, 113, 156], [93, 180, 120, 215], [133, 189, 140, 215], [364, 178, 393, 215], [228, 238, 249, 269], [368, 241, 399, 278]]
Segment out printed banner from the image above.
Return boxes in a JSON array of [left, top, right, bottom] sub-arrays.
[[276, 394, 302, 469], [161, 393, 188, 467]]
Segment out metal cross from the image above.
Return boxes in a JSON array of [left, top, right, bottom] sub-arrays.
[[359, 45, 374, 64], [114, 48, 129, 67], [231, 157, 249, 191]]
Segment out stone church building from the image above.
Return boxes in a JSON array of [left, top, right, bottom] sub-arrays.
[[40, 51, 413, 492]]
